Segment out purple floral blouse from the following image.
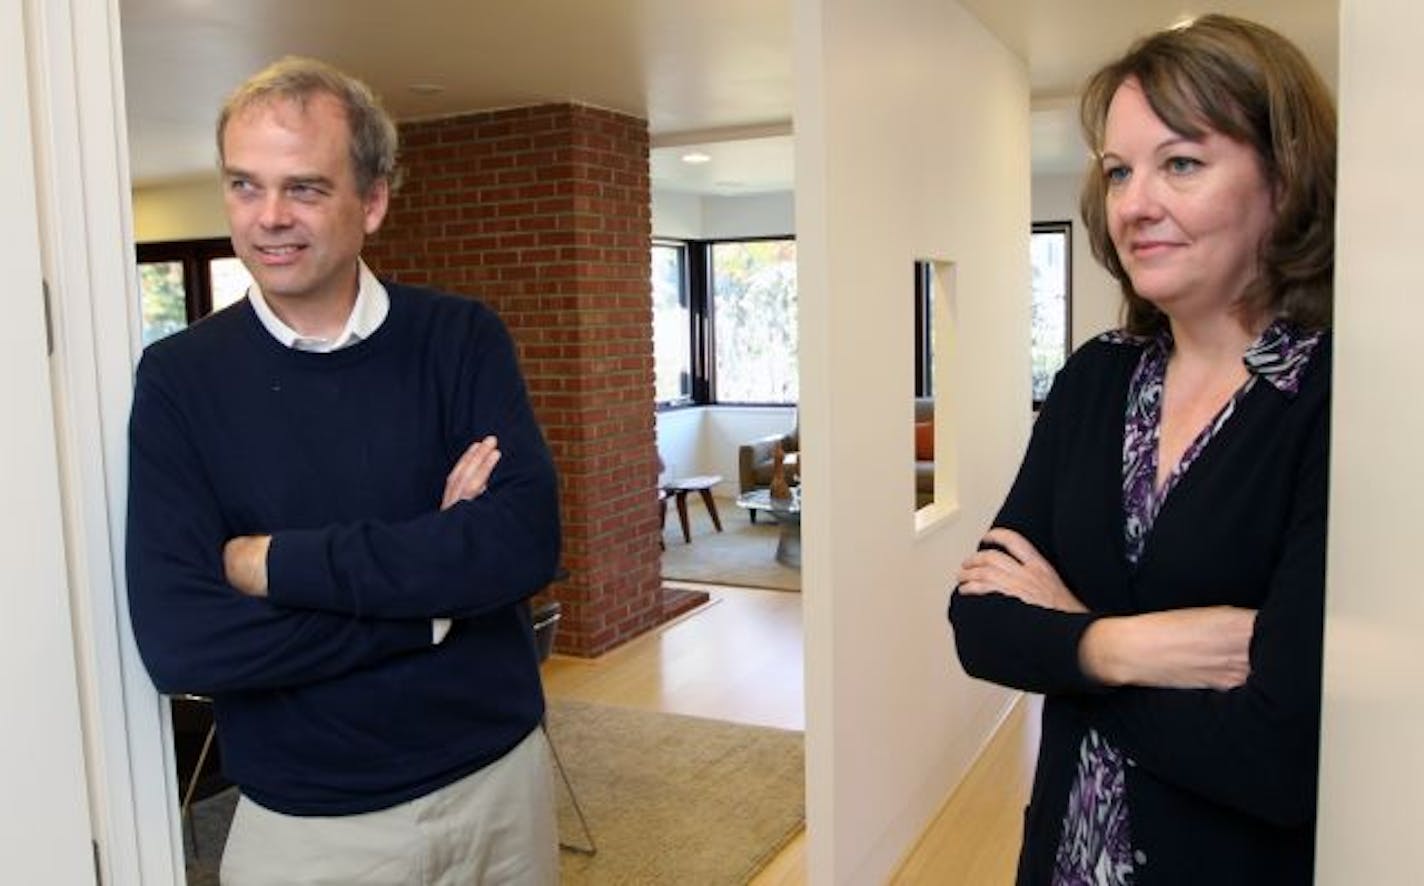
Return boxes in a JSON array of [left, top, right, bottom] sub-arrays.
[[1050, 319, 1323, 886]]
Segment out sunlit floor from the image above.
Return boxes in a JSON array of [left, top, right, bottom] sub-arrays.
[[541, 582, 804, 732], [541, 582, 1034, 884]]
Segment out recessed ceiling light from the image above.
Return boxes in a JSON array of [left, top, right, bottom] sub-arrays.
[[408, 83, 445, 95], [681, 151, 712, 164]]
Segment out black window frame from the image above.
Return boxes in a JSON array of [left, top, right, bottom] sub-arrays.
[[1030, 220, 1073, 411], [651, 239, 696, 409], [913, 260, 934, 399], [135, 236, 237, 324], [654, 234, 798, 410]]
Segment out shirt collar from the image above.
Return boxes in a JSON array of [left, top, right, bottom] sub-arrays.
[[1241, 318, 1323, 397], [247, 260, 390, 352], [1108, 317, 1323, 397]]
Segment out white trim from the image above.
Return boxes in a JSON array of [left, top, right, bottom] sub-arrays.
[[0, 0, 94, 877], [26, 0, 183, 882]]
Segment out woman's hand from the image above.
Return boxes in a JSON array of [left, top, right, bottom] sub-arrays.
[[956, 527, 1087, 613], [1080, 607, 1257, 690]]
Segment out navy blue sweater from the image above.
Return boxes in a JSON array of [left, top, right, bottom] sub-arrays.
[[126, 282, 561, 815]]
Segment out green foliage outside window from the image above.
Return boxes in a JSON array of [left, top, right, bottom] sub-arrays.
[[712, 239, 798, 403], [139, 261, 187, 346]]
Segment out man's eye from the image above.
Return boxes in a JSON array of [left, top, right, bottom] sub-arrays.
[[228, 179, 253, 194]]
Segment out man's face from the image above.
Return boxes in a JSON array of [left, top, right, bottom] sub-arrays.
[[221, 93, 388, 316]]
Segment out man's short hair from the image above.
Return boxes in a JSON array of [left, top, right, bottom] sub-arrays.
[[216, 56, 401, 196]]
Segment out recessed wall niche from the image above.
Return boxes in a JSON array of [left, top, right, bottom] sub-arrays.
[[913, 258, 957, 523]]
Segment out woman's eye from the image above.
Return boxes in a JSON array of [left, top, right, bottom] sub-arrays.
[[1103, 165, 1130, 186], [1166, 156, 1203, 175]]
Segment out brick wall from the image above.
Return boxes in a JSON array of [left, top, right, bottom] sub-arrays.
[[363, 104, 662, 656]]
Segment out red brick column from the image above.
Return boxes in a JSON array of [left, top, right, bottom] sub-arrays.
[[363, 104, 662, 656]]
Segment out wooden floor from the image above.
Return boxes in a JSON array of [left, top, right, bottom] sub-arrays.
[[541, 582, 804, 731], [541, 582, 1035, 884]]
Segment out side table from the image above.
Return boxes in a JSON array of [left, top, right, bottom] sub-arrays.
[[661, 474, 724, 543]]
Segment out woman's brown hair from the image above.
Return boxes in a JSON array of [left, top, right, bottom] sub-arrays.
[[1078, 14, 1336, 335]]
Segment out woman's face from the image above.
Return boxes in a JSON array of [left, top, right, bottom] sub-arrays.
[[1101, 77, 1276, 320]]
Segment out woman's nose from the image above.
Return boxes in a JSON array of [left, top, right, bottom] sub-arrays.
[[1113, 173, 1162, 224]]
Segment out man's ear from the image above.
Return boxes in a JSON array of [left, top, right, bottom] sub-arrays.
[[363, 178, 391, 235]]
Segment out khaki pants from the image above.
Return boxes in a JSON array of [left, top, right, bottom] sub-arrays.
[[220, 727, 557, 886]]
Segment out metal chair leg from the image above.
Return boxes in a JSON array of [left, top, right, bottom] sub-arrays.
[[543, 722, 596, 856], [181, 722, 217, 858]]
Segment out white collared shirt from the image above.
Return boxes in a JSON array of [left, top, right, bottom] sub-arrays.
[[247, 260, 390, 352], [247, 261, 451, 645]]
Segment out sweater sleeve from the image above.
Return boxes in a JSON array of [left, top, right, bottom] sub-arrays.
[[126, 352, 433, 697], [948, 357, 1106, 696], [1068, 402, 1329, 828], [264, 310, 561, 620]]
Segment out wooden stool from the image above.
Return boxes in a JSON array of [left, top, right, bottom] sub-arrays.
[[660, 475, 724, 543]]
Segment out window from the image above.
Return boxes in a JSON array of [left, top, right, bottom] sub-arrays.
[[137, 260, 189, 347], [1030, 222, 1072, 406], [136, 237, 252, 345], [649, 236, 798, 408], [907, 225, 1072, 409], [913, 260, 935, 398], [651, 241, 692, 406], [710, 239, 798, 404]]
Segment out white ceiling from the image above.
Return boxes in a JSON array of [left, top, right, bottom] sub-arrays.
[[120, 0, 1336, 194]]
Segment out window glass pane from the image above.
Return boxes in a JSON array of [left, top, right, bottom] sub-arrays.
[[138, 260, 188, 346], [209, 256, 253, 313], [711, 239, 798, 404], [651, 243, 691, 404], [1030, 228, 1070, 403]]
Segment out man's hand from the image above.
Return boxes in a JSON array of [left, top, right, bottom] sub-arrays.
[[956, 527, 1087, 613], [442, 436, 501, 510], [224, 534, 271, 597]]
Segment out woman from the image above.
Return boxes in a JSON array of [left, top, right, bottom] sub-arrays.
[[948, 15, 1335, 885]]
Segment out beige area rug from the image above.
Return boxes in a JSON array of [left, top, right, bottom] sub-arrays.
[[661, 497, 801, 592], [549, 698, 805, 885], [182, 701, 805, 886]]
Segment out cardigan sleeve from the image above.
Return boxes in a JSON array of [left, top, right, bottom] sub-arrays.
[[1068, 401, 1329, 828], [264, 309, 561, 620], [949, 355, 1106, 696], [126, 352, 433, 697]]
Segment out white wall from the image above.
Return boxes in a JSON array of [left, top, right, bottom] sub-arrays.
[[1031, 171, 1121, 348], [796, 0, 1030, 880], [656, 405, 797, 493], [651, 188, 795, 240], [703, 192, 796, 238], [650, 189, 702, 240], [132, 174, 228, 242], [1318, 0, 1424, 877], [1, 2, 96, 878]]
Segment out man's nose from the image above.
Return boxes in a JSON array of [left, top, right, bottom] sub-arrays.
[[257, 193, 292, 228]]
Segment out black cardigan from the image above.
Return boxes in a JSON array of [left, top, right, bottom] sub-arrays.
[[949, 335, 1329, 885]]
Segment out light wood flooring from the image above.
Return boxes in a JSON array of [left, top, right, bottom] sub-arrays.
[[541, 581, 1035, 884]]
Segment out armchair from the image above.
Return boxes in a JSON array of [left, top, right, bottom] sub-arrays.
[[738, 421, 799, 522], [914, 397, 934, 507]]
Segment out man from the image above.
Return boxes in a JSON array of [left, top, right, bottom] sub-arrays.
[[126, 57, 561, 884]]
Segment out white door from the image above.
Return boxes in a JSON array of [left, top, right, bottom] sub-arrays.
[[0, 0, 96, 879]]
